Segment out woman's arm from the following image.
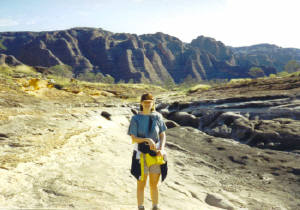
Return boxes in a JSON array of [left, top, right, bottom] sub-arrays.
[[158, 131, 166, 151], [130, 135, 156, 150], [130, 135, 150, 143]]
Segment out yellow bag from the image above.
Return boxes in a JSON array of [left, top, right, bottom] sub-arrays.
[[145, 153, 165, 167], [140, 153, 165, 181]]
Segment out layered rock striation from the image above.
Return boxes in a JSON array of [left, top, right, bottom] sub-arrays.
[[156, 93, 300, 151], [0, 27, 288, 83]]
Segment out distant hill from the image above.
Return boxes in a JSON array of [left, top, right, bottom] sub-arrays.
[[1, 27, 298, 83], [231, 44, 300, 71]]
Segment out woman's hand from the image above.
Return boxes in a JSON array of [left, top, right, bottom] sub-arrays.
[[156, 149, 166, 156], [156, 150, 163, 156], [145, 138, 156, 151]]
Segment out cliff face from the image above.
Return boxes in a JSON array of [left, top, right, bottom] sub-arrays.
[[2, 27, 295, 83]]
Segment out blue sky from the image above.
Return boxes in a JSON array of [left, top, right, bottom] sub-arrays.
[[1, 0, 300, 48]]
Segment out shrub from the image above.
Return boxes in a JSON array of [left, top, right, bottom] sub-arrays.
[[77, 72, 102, 82], [208, 79, 229, 87], [277, 71, 289, 77], [117, 79, 125, 84], [248, 67, 265, 78], [284, 60, 300, 73], [76, 72, 115, 84], [228, 78, 252, 84], [49, 64, 73, 78], [46, 75, 72, 89], [128, 78, 134, 84], [102, 74, 115, 84], [163, 76, 176, 90]]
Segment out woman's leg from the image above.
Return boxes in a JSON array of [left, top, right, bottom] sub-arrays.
[[137, 173, 148, 207], [149, 173, 161, 206]]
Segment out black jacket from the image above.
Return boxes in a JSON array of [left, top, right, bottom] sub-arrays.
[[131, 150, 168, 182]]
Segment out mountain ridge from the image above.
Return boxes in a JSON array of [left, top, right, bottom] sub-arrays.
[[0, 27, 299, 83]]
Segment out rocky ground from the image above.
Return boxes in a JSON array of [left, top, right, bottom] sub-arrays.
[[0, 75, 300, 210], [157, 76, 300, 152]]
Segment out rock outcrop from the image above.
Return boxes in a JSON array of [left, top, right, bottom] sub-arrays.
[[0, 94, 299, 209], [1, 73, 300, 209], [157, 93, 300, 151], [0, 27, 287, 83], [0, 53, 23, 66]]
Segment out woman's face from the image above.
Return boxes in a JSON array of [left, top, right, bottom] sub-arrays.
[[141, 100, 154, 110]]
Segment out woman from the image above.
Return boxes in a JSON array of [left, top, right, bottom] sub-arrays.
[[128, 93, 168, 210]]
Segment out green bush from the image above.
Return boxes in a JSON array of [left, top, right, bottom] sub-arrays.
[[102, 74, 115, 84], [46, 75, 72, 88], [49, 64, 73, 78], [128, 78, 134, 84], [163, 76, 176, 90], [277, 71, 289, 77], [208, 79, 229, 87], [248, 67, 265, 78], [284, 60, 300, 73]]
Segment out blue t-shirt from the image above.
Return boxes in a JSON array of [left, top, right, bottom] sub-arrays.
[[127, 111, 167, 143]]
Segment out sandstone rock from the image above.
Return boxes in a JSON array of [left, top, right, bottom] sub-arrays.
[[0, 54, 23, 66], [191, 35, 233, 62], [166, 126, 300, 209], [163, 94, 300, 151], [207, 112, 254, 141], [158, 108, 170, 118], [101, 111, 111, 120], [205, 194, 235, 210], [206, 124, 232, 138], [168, 101, 192, 111], [0, 28, 281, 84], [196, 109, 223, 129], [155, 102, 169, 111], [248, 119, 300, 150], [233, 43, 300, 71], [165, 120, 180, 129], [167, 111, 199, 128], [19, 40, 63, 67], [0, 133, 9, 139], [131, 108, 138, 115]]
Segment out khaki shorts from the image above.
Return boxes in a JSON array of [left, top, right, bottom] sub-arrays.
[[143, 154, 161, 174]]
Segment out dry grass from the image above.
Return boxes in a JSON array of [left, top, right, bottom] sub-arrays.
[[228, 78, 252, 84], [0, 65, 168, 104], [187, 84, 211, 93]]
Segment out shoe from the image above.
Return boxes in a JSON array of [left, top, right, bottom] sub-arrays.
[[152, 207, 160, 210], [138, 206, 145, 210]]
